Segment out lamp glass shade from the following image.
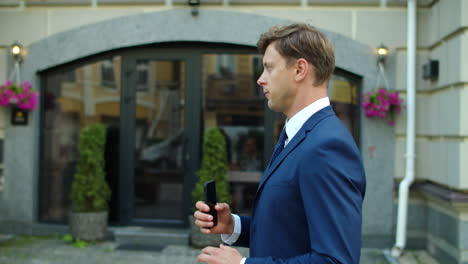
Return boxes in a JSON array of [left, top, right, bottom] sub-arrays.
[[11, 45, 21, 56], [377, 47, 388, 56]]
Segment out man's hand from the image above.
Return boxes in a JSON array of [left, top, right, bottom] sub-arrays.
[[197, 244, 243, 264], [194, 201, 234, 235]]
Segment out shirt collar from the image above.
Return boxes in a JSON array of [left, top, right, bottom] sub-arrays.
[[284, 97, 330, 145]]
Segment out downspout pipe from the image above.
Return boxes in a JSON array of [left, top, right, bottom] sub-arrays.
[[391, 0, 417, 258]]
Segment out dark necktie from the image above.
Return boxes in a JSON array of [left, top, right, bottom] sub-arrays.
[[268, 129, 288, 168]]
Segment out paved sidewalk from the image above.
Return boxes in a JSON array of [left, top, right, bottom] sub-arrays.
[[0, 235, 438, 264]]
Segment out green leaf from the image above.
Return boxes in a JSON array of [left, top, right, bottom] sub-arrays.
[[70, 123, 111, 212], [192, 127, 231, 209], [63, 234, 73, 242]]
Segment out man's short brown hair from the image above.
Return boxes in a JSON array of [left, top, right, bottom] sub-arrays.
[[257, 23, 335, 86]]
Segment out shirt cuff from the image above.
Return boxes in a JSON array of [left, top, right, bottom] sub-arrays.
[[220, 214, 241, 245], [240, 257, 247, 264]]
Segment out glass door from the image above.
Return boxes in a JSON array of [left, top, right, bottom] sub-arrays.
[[121, 52, 200, 226], [200, 53, 266, 215]]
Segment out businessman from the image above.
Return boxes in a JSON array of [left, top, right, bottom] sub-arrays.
[[194, 23, 366, 264]]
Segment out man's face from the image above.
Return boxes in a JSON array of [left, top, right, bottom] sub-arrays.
[[257, 44, 297, 114]]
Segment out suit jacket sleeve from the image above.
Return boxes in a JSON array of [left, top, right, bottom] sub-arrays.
[[246, 136, 366, 264], [233, 215, 251, 248]]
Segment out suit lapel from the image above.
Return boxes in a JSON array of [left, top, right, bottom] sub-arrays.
[[254, 106, 335, 200], [256, 129, 305, 192]]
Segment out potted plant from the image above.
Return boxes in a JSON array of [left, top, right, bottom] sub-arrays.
[[361, 88, 403, 126], [190, 127, 231, 248], [0, 80, 39, 110], [0, 80, 39, 125], [69, 123, 111, 241]]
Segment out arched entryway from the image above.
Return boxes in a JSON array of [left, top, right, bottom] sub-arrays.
[[7, 9, 391, 235], [38, 42, 363, 227]]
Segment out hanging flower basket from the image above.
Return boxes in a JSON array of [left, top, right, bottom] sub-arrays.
[[361, 88, 403, 126], [0, 80, 39, 111]]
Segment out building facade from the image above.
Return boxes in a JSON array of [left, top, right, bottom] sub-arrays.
[[0, 0, 467, 263]]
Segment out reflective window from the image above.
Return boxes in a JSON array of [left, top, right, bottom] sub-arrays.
[[134, 60, 186, 221], [328, 72, 360, 143], [136, 60, 150, 91], [38, 47, 361, 224], [202, 53, 264, 215], [101, 59, 117, 88], [40, 56, 121, 223]]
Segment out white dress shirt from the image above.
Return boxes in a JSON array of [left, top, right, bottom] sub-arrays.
[[221, 97, 331, 264]]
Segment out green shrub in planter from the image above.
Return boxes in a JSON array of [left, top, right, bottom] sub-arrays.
[[71, 124, 111, 212], [192, 127, 231, 208], [190, 127, 231, 247]]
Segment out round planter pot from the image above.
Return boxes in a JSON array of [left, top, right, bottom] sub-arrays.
[[188, 215, 222, 248], [69, 211, 108, 241]]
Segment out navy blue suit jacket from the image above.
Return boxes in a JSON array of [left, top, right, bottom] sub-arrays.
[[234, 106, 366, 264]]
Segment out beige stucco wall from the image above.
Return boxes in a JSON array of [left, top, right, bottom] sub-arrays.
[[0, 49, 7, 158], [394, 0, 468, 189], [0, 5, 413, 48], [0, 49, 6, 85]]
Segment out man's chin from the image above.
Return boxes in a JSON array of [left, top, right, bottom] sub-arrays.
[[267, 101, 274, 111], [267, 102, 281, 113]]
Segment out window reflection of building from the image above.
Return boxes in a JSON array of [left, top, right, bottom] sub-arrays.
[[101, 59, 116, 88], [136, 60, 149, 91], [217, 54, 236, 80], [43, 57, 187, 222], [41, 56, 122, 222], [328, 73, 360, 143], [203, 53, 264, 215], [236, 130, 263, 171], [134, 60, 185, 220], [39, 50, 361, 223], [64, 69, 76, 82]]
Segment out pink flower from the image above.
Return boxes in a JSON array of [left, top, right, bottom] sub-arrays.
[[361, 88, 404, 126], [23, 81, 32, 90], [0, 80, 39, 111]]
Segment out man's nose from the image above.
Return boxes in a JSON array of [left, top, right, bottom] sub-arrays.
[[257, 73, 266, 86]]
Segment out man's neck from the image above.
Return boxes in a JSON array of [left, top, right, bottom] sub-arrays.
[[285, 86, 328, 119]]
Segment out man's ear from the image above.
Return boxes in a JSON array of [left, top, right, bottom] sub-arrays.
[[294, 58, 309, 82]]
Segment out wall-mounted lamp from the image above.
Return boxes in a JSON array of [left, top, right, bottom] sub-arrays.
[[376, 44, 389, 89], [10, 42, 24, 63], [377, 44, 388, 63], [188, 0, 200, 16], [377, 44, 388, 64]]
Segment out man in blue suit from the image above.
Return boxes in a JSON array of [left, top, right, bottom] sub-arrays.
[[194, 23, 366, 264]]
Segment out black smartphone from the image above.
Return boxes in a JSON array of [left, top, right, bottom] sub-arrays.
[[204, 180, 218, 227]]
